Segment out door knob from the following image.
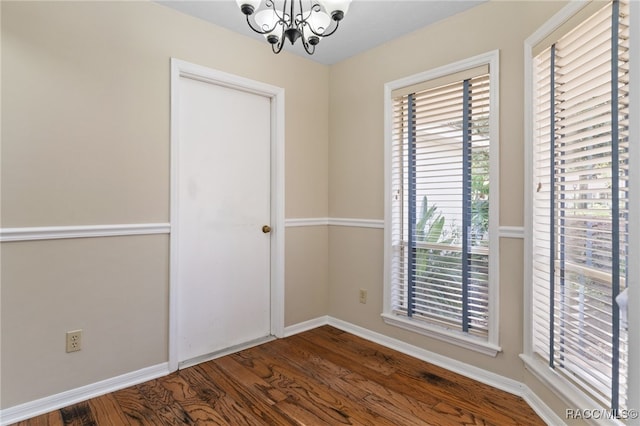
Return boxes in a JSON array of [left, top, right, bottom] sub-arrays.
[[262, 225, 272, 233]]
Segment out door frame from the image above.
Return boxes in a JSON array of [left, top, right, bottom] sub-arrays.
[[168, 58, 285, 372]]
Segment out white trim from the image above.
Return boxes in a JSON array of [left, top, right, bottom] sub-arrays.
[[523, 0, 592, 362], [0, 217, 388, 241], [628, 0, 640, 416], [486, 50, 501, 344], [169, 58, 285, 372], [380, 313, 501, 357], [522, 0, 538, 363], [178, 335, 276, 370], [283, 316, 330, 337], [525, 0, 591, 52], [521, 354, 623, 426], [271, 68, 286, 341], [383, 50, 501, 350], [384, 51, 500, 99], [328, 218, 384, 229], [498, 225, 524, 239], [284, 217, 384, 228], [0, 363, 170, 426], [0, 223, 170, 242], [284, 217, 329, 227], [520, 384, 567, 426], [285, 219, 513, 233]]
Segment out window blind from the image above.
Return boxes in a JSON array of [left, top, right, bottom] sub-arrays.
[[532, 0, 629, 411], [391, 72, 491, 337]]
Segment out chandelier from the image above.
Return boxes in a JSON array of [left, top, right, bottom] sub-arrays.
[[236, 0, 351, 55]]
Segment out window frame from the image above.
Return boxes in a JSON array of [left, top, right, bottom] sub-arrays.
[[523, 0, 639, 418], [383, 50, 501, 357]]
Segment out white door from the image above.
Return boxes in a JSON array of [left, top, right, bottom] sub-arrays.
[[175, 74, 272, 366]]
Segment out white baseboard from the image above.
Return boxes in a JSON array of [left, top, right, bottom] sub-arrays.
[[0, 363, 170, 426], [283, 315, 329, 336], [520, 385, 566, 426]]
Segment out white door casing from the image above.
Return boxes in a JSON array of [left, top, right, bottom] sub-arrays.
[[169, 59, 284, 371]]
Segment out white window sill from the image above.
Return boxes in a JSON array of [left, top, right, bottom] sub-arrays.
[[381, 313, 501, 357], [520, 354, 625, 426]]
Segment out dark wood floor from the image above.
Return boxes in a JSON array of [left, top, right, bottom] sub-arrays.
[[14, 326, 545, 425]]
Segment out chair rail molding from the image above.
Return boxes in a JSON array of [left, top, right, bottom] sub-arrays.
[[0, 223, 171, 242], [285, 217, 384, 229], [498, 226, 525, 239], [284, 218, 522, 237]]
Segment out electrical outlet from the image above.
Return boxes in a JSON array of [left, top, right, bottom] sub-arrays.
[[359, 289, 367, 304], [66, 330, 82, 353]]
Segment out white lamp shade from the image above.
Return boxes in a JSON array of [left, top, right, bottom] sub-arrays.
[[307, 10, 331, 34], [318, 0, 351, 16], [255, 9, 279, 32], [236, 0, 261, 12]]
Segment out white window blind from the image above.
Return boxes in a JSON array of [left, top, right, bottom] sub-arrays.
[[390, 70, 492, 338], [532, 0, 629, 412]]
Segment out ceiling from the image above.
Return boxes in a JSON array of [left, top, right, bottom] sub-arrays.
[[157, 0, 485, 65]]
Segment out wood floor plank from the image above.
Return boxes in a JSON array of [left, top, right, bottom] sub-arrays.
[[231, 344, 383, 425], [209, 353, 289, 405], [258, 336, 447, 426], [11, 326, 545, 426], [194, 358, 296, 425], [241, 345, 392, 425], [87, 393, 130, 425], [281, 334, 484, 426], [235, 339, 465, 426], [303, 326, 544, 423], [297, 326, 544, 425], [13, 411, 63, 426], [157, 372, 231, 425], [58, 401, 97, 426], [288, 330, 443, 406], [240, 339, 400, 425], [134, 377, 193, 425], [110, 385, 167, 425]]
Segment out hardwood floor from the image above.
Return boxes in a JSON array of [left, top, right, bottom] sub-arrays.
[[14, 326, 545, 425]]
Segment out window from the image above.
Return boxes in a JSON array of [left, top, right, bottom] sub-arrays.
[[383, 52, 500, 355], [527, 0, 632, 413]]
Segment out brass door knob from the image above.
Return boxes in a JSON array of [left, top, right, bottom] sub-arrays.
[[262, 225, 272, 233]]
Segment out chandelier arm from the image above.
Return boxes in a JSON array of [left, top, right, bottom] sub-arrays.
[[321, 19, 340, 37], [301, 37, 316, 55], [272, 37, 286, 54]]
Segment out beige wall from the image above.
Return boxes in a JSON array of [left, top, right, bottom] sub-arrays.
[[327, 0, 570, 420], [1, 236, 169, 406], [1, 0, 329, 408]]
